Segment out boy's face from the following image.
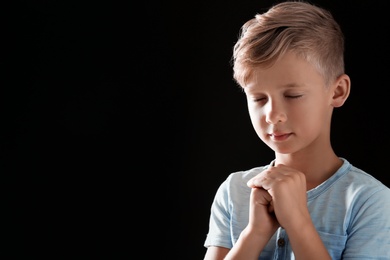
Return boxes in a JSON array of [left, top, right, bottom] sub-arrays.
[[244, 51, 334, 155]]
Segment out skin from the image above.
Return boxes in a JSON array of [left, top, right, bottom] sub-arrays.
[[204, 51, 350, 260]]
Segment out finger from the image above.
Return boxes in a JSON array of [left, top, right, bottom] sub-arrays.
[[247, 175, 270, 189], [251, 187, 272, 206], [247, 174, 267, 188]]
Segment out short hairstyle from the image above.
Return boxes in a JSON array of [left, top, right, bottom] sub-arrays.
[[232, 1, 345, 87]]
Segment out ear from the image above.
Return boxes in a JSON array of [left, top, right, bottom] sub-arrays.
[[331, 74, 351, 108]]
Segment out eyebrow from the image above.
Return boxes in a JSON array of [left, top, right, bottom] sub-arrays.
[[245, 82, 302, 92], [279, 83, 302, 89]]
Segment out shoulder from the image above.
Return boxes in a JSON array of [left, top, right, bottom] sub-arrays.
[[310, 158, 390, 206], [337, 160, 390, 204], [222, 165, 268, 189], [344, 162, 390, 194], [214, 165, 269, 202]]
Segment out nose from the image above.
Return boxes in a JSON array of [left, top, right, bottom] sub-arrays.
[[265, 99, 287, 124]]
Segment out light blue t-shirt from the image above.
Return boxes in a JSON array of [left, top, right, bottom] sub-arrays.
[[204, 158, 390, 259]]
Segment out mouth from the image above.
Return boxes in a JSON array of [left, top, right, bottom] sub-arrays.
[[268, 133, 291, 141]]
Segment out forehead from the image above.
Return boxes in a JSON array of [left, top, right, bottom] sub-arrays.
[[244, 52, 325, 91]]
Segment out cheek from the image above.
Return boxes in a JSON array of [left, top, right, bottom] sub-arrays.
[[248, 108, 266, 131], [248, 106, 262, 121], [293, 106, 325, 132]]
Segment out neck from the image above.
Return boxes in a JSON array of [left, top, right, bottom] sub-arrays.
[[274, 151, 343, 190]]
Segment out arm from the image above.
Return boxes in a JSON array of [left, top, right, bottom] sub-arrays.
[[223, 226, 270, 260], [204, 246, 230, 260], [284, 212, 331, 260], [224, 188, 279, 260], [204, 186, 278, 260]]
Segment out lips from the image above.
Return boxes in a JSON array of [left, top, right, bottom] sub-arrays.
[[269, 132, 291, 141]]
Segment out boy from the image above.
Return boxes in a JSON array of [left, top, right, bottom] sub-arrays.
[[203, 1, 390, 259]]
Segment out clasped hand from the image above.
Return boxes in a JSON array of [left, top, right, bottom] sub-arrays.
[[246, 164, 308, 236]]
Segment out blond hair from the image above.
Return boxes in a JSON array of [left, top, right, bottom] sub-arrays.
[[232, 1, 345, 87]]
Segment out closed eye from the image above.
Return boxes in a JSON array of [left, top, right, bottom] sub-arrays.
[[286, 95, 303, 99], [253, 97, 266, 102]]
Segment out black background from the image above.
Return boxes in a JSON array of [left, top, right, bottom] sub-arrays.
[[4, 0, 389, 258]]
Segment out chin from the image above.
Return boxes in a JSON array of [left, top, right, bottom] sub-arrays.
[[268, 143, 297, 154]]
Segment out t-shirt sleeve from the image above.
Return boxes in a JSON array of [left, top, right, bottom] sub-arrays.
[[342, 186, 390, 258], [204, 178, 233, 249]]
